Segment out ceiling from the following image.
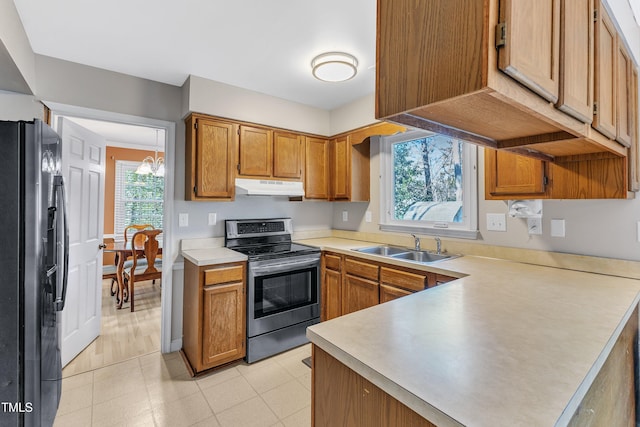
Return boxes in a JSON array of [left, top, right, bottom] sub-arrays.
[[12, 0, 377, 111]]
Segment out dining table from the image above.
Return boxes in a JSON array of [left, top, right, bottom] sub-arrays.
[[103, 240, 163, 309]]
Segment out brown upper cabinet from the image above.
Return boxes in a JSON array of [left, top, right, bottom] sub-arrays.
[[185, 114, 236, 201], [376, 0, 637, 163], [238, 125, 272, 177], [304, 136, 330, 199], [185, 115, 405, 201], [329, 122, 406, 202], [273, 131, 303, 179]]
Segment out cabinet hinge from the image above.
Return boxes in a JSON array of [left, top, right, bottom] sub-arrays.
[[495, 22, 506, 48], [193, 186, 197, 194], [593, 102, 598, 115], [593, 9, 598, 22], [543, 176, 549, 186], [194, 122, 198, 130], [237, 164, 241, 172]]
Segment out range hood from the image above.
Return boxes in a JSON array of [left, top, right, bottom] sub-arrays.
[[235, 178, 305, 197]]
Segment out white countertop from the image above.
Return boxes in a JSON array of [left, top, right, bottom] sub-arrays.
[[181, 247, 247, 266], [300, 238, 640, 426]]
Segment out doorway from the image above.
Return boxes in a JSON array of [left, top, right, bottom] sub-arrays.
[[46, 102, 175, 375]]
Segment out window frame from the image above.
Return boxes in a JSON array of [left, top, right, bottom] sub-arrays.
[[114, 160, 164, 242], [379, 129, 479, 239]]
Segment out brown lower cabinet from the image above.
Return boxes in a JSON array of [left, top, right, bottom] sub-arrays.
[[312, 346, 436, 427], [182, 260, 246, 375], [321, 251, 458, 320]]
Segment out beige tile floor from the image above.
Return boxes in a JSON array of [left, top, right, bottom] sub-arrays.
[[54, 343, 313, 427]]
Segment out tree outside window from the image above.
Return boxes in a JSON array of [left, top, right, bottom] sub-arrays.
[[380, 130, 477, 239]]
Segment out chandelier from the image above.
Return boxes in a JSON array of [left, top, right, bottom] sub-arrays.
[[135, 129, 164, 177]]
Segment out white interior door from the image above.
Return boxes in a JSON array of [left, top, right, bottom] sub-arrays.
[[58, 117, 106, 367]]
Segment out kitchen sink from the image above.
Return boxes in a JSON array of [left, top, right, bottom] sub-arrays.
[[353, 245, 410, 256], [352, 246, 458, 264], [390, 251, 455, 263]]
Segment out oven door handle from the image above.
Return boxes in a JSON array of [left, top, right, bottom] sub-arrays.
[[250, 258, 319, 275]]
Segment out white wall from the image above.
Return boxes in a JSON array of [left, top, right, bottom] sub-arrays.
[[186, 75, 331, 135], [0, 0, 36, 93], [0, 92, 43, 120]]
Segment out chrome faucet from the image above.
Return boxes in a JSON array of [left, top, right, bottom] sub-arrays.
[[435, 237, 442, 254], [411, 234, 421, 251]]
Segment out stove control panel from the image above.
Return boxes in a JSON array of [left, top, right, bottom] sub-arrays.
[[238, 221, 285, 235]]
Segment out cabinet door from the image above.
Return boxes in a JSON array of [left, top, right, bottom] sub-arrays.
[[615, 42, 632, 147], [202, 282, 245, 369], [498, 0, 560, 103], [342, 275, 379, 315], [629, 67, 639, 192], [593, 2, 617, 139], [323, 268, 342, 321], [331, 136, 350, 200], [305, 137, 329, 199], [239, 125, 272, 177], [379, 284, 412, 304], [194, 118, 236, 199], [273, 131, 303, 179], [556, 0, 593, 123], [484, 149, 547, 198]]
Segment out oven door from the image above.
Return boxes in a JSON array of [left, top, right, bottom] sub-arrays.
[[247, 253, 320, 337]]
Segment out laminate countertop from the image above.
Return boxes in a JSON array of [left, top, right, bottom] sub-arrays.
[[299, 237, 640, 426]]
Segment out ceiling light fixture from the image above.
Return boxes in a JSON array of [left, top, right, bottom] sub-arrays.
[[311, 52, 358, 82], [135, 129, 165, 177]]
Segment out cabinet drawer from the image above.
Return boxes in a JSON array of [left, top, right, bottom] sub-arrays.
[[435, 274, 456, 286], [379, 284, 413, 304], [204, 264, 244, 286], [380, 267, 427, 292], [324, 254, 342, 271], [345, 258, 379, 281]]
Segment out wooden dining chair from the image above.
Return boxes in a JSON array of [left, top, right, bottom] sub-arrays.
[[123, 229, 162, 312], [116, 224, 156, 298]]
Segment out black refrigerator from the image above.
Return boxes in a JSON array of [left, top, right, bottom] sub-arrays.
[[0, 119, 68, 427]]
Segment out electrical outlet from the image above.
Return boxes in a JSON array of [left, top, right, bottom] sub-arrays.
[[342, 211, 349, 222], [486, 213, 506, 231], [365, 211, 372, 223], [551, 219, 565, 237], [179, 213, 189, 227], [208, 213, 217, 226], [527, 218, 542, 235]]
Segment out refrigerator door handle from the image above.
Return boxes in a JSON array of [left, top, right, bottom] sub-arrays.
[[53, 174, 69, 311]]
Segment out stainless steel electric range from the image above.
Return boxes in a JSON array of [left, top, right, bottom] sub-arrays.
[[225, 218, 321, 363]]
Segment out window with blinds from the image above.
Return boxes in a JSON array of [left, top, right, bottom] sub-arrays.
[[114, 160, 164, 241]]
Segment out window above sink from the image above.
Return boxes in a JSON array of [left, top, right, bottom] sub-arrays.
[[379, 130, 478, 240]]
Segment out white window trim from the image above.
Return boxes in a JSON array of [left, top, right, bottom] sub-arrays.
[[114, 160, 164, 242], [379, 129, 479, 240]]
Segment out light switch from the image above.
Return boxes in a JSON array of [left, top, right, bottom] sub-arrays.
[[208, 213, 217, 226], [179, 213, 189, 227], [550, 219, 565, 237], [342, 211, 348, 222], [365, 211, 372, 223]]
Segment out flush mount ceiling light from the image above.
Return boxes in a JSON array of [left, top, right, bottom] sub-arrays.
[[311, 52, 358, 82]]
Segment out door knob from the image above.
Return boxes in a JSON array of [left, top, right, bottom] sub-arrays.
[[98, 244, 107, 250]]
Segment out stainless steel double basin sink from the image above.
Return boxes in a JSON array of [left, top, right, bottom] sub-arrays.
[[351, 245, 458, 264]]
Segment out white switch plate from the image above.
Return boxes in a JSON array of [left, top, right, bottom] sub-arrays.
[[527, 218, 542, 235], [208, 213, 217, 226], [637, 221, 640, 242], [551, 219, 565, 237], [179, 213, 189, 227], [365, 211, 372, 223], [486, 213, 506, 231], [342, 211, 348, 222]]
